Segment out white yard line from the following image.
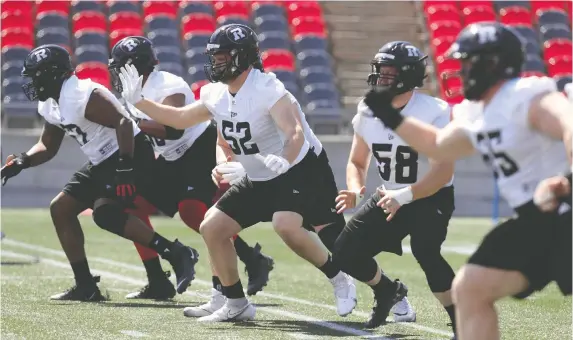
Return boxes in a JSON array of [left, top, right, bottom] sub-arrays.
[[1, 249, 392, 340], [119, 330, 148, 338], [2, 239, 455, 338]]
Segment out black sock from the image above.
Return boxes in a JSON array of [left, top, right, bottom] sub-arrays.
[[222, 280, 245, 299], [148, 233, 174, 259], [234, 236, 255, 265], [318, 255, 340, 279], [71, 259, 93, 286], [371, 272, 396, 299], [142, 257, 165, 282], [317, 220, 344, 253], [212, 276, 223, 292], [445, 304, 456, 330]]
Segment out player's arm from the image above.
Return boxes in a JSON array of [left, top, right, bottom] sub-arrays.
[[269, 95, 305, 163], [410, 158, 454, 200], [137, 94, 186, 140], [528, 91, 573, 165], [134, 99, 211, 130], [216, 128, 235, 163], [335, 133, 370, 213], [84, 89, 134, 158]]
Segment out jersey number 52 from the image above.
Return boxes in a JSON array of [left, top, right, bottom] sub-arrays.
[[372, 143, 418, 184], [221, 120, 260, 155]]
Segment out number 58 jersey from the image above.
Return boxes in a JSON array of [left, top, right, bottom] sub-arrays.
[[38, 75, 140, 165], [454, 76, 569, 208], [353, 91, 454, 190]]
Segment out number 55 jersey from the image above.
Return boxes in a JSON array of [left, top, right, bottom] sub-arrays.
[[354, 90, 454, 190], [37, 75, 140, 165], [453, 76, 569, 208]]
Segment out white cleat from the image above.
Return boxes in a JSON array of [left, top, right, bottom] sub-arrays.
[[197, 299, 256, 322], [391, 296, 416, 323], [329, 272, 357, 317], [183, 289, 225, 318]]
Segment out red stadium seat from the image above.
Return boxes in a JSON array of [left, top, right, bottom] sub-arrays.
[[73, 11, 107, 33], [1, 28, 33, 49], [531, 1, 570, 13], [521, 71, 546, 77], [182, 13, 216, 34], [1, 0, 34, 13], [426, 5, 461, 25], [459, 0, 493, 11], [36, 0, 70, 16], [432, 36, 456, 57], [436, 56, 461, 75], [110, 28, 143, 49], [214, 1, 249, 18], [76, 62, 111, 88], [261, 49, 295, 71], [287, 2, 322, 22], [548, 56, 573, 76], [1, 10, 33, 31], [291, 16, 326, 37], [110, 11, 142, 31], [500, 6, 532, 26], [423, 0, 457, 11], [143, 1, 178, 17], [462, 5, 496, 25], [429, 20, 462, 39], [544, 39, 573, 60], [191, 80, 210, 100]]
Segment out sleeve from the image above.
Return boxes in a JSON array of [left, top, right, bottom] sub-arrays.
[[199, 83, 216, 115], [507, 76, 557, 126], [261, 72, 287, 111], [430, 106, 451, 129], [352, 99, 371, 138], [451, 101, 479, 148], [156, 74, 195, 105]]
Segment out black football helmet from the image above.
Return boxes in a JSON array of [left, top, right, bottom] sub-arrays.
[[204, 24, 263, 83], [21, 44, 74, 101], [443, 22, 524, 101], [367, 41, 427, 95], [108, 36, 158, 93]]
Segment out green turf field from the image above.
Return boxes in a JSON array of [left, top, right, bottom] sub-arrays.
[[1, 209, 570, 340]]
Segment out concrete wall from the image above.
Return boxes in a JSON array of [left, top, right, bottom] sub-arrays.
[[0, 132, 512, 217]]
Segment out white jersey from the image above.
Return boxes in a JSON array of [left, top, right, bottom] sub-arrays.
[[201, 69, 310, 181], [37, 75, 139, 165], [127, 70, 209, 161], [454, 76, 570, 208], [565, 83, 573, 104], [353, 90, 454, 190], [289, 91, 323, 156]]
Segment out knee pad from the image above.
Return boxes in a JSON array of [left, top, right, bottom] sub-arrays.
[[412, 245, 455, 292], [92, 203, 128, 237]]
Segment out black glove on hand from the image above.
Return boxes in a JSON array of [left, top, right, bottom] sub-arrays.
[[363, 88, 404, 130], [115, 156, 137, 206], [1, 153, 30, 186]]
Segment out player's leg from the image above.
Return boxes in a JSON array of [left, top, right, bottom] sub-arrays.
[[332, 193, 409, 328], [48, 188, 105, 301]]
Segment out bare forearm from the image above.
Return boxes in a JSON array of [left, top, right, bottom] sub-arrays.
[[25, 143, 56, 167], [282, 127, 305, 163], [395, 118, 445, 160], [410, 162, 454, 200], [347, 163, 366, 191], [216, 143, 234, 163], [116, 118, 134, 157], [135, 99, 205, 129], [138, 120, 183, 140]]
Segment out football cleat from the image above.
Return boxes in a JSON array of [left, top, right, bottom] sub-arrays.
[[165, 240, 199, 294], [245, 243, 274, 296], [125, 271, 175, 300], [365, 279, 408, 329], [50, 276, 107, 302], [197, 299, 256, 322], [391, 296, 416, 322], [329, 272, 357, 317], [183, 289, 226, 318]]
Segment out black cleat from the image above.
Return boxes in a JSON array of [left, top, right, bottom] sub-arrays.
[[166, 240, 199, 294], [125, 271, 176, 300], [245, 243, 274, 296], [365, 279, 408, 329], [50, 276, 107, 301]]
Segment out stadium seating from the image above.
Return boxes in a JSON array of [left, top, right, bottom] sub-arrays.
[[75, 62, 111, 88]]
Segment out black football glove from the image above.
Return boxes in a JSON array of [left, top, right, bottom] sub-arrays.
[[115, 156, 137, 206], [1, 153, 30, 186], [363, 87, 404, 130]]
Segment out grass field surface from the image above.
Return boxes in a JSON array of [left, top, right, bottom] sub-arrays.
[[1, 209, 570, 340]]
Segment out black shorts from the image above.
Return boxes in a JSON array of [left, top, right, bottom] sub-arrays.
[[340, 186, 455, 256], [468, 201, 572, 298], [302, 149, 345, 228], [215, 150, 319, 229], [149, 123, 218, 217], [62, 133, 156, 209]]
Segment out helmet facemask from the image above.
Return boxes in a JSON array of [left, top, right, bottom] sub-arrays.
[[21, 67, 71, 101], [367, 57, 427, 95], [204, 45, 261, 83]]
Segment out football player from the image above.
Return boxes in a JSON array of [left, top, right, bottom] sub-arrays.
[[108, 36, 274, 300], [334, 41, 457, 331], [363, 23, 572, 340], [117, 24, 357, 322], [0, 45, 198, 300]]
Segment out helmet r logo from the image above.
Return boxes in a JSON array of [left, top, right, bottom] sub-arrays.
[[477, 26, 497, 44], [405, 46, 420, 57], [230, 27, 246, 41], [122, 39, 139, 52], [32, 49, 48, 63]]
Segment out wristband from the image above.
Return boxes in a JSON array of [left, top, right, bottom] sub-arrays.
[[353, 190, 365, 206], [393, 186, 413, 205], [17, 153, 31, 169], [117, 156, 134, 171]]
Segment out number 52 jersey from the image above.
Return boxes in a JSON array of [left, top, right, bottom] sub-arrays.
[[37, 75, 140, 165], [353, 90, 454, 190]]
